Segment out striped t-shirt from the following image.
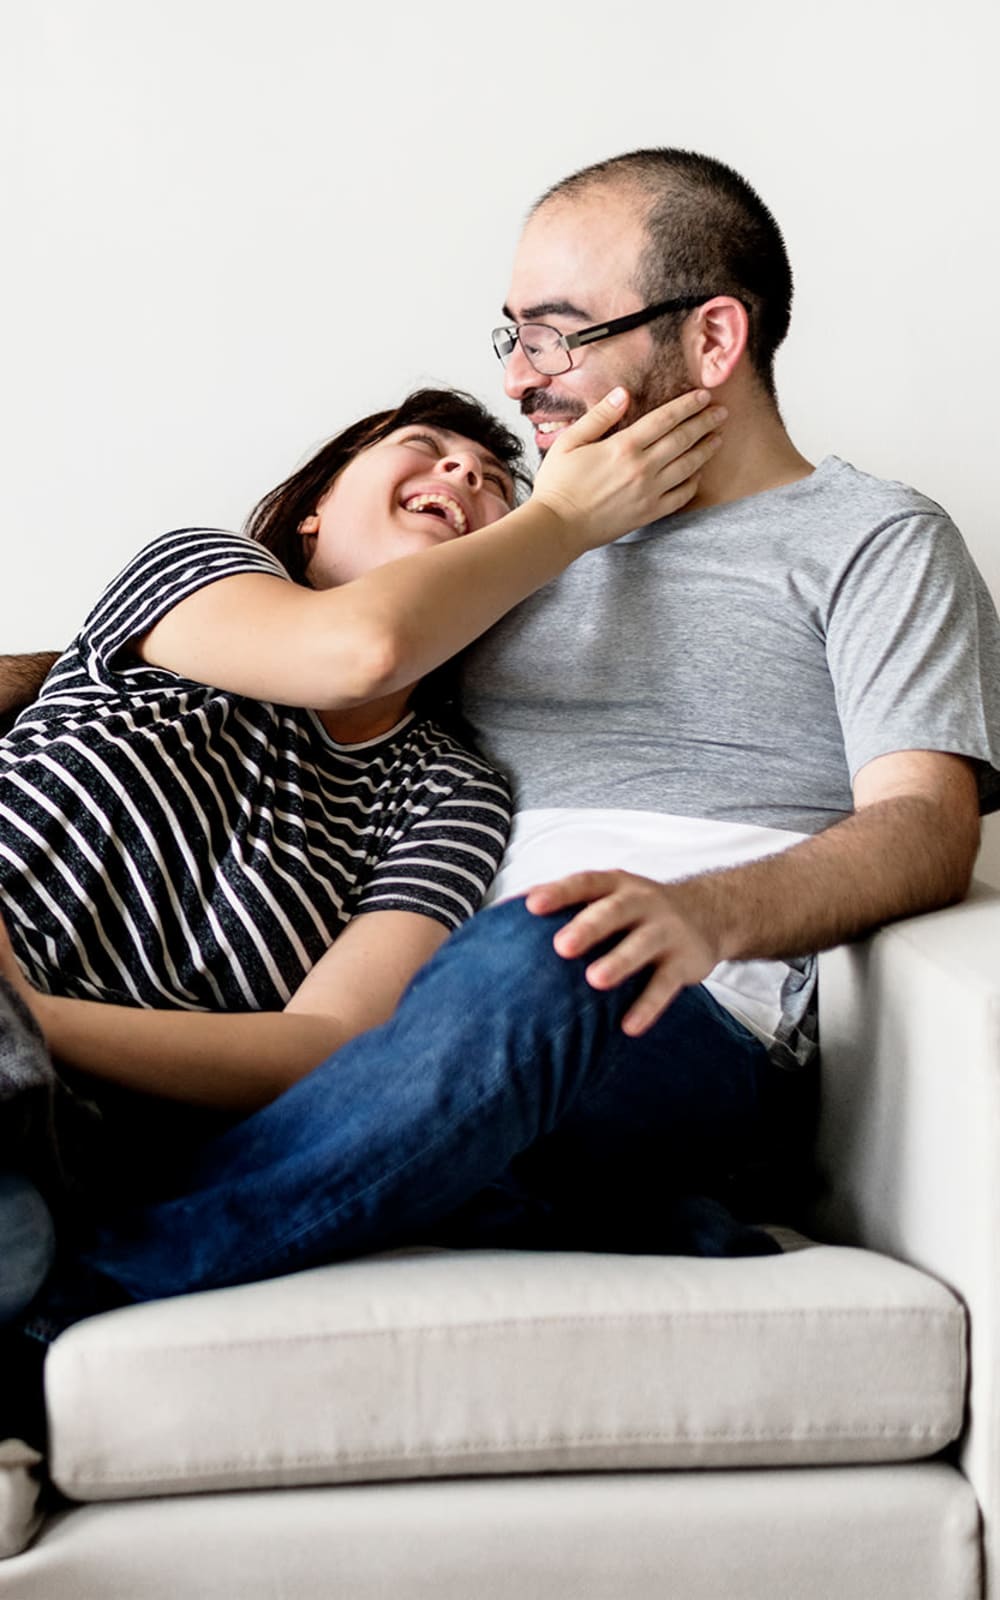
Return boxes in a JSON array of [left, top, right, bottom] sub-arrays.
[[0, 529, 512, 1012]]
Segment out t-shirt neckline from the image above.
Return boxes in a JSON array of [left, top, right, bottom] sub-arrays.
[[616, 455, 843, 543], [305, 707, 416, 752]]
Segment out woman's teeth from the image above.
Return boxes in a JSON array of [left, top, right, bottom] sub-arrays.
[[402, 493, 468, 535]]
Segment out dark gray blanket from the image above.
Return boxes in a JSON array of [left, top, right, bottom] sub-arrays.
[[0, 977, 103, 1205]]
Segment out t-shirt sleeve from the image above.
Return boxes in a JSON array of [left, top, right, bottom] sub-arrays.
[[825, 510, 1000, 814], [79, 528, 291, 684], [352, 757, 513, 932]]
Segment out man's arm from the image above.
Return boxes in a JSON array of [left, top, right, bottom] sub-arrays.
[[526, 749, 982, 1035], [0, 652, 60, 731]]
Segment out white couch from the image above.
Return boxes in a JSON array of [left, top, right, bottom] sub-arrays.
[[2, 884, 998, 1600]]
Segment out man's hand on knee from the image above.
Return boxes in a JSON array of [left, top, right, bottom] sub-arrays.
[[524, 870, 722, 1037]]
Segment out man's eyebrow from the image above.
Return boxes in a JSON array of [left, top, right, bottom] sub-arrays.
[[501, 299, 593, 323]]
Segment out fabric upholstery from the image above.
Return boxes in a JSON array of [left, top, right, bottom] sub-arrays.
[[45, 1242, 965, 1501], [1, 887, 996, 1594], [0, 1443, 44, 1562], [816, 882, 1000, 1597], [0, 1465, 980, 1600]]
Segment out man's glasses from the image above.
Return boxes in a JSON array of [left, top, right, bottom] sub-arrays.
[[491, 296, 723, 377]]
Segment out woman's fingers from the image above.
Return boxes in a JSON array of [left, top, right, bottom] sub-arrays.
[[543, 386, 630, 452], [655, 431, 725, 501], [635, 388, 715, 435], [528, 386, 726, 551], [623, 389, 719, 452], [646, 404, 727, 465], [621, 391, 728, 512]]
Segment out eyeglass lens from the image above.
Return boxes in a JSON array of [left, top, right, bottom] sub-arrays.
[[519, 326, 570, 375], [492, 326, 571, 376]]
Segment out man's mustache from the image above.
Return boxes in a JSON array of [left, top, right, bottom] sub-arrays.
[[519, 392, 585, 420]]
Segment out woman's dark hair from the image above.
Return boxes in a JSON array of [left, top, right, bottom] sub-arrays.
[[242, 388, 530, 726], [243, 388, 529, 585]]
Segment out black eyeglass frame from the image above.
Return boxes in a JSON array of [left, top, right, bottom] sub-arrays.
[[491, 294, 750, 375]]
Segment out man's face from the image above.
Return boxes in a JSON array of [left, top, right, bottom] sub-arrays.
[[501, 192, 692, 455]]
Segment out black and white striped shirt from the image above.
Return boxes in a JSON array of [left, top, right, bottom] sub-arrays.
[[1, 530, 512, 1011]]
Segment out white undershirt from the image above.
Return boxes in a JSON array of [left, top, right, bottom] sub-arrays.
[[484, 808, 810, 1046]]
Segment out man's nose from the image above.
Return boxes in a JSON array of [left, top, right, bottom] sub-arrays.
[[503, 342, 550, 402]]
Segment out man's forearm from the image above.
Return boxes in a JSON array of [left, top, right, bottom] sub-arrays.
[[527, 754, 982, 1036], [699, 793, 979, 964], [0, 651, 60, 720]]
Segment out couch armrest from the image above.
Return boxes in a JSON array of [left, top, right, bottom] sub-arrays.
[[815, 881, 1000, 1593]]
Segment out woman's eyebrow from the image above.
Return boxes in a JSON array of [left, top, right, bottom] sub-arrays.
[[415, 431, 514, 494], [482, 450, 512, 479], [479, 452, 516, 503]]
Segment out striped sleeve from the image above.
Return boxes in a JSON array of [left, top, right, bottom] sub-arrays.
[[80, 529, 291, 684], [353, 760, 513, 932]]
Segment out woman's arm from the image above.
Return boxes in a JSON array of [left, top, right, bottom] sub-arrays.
[[1, 910, 449, 1111], [137, 390, 722, 709]]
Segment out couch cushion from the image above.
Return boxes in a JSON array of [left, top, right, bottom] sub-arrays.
[[0, 1440, 45, 1559], [45, 1244, 966, 1501], [12, 1467, 982, 1600]]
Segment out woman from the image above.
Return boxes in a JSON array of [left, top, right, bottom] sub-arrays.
[[0, 381, 721, 1321]]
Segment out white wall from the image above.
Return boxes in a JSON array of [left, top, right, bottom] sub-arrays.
[[4, 0, 999, 879]]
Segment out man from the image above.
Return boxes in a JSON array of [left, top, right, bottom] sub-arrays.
[[461, 146, 1000, 1060], [2, 148, 999, 1309]]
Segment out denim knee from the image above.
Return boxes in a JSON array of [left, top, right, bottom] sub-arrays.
[[442, 896, 592, 989], [401, 897, 647, 1065], [0, 1174, 56, 1323]]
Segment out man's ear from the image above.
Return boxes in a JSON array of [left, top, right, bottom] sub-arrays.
[[684, 297, 749, 388]]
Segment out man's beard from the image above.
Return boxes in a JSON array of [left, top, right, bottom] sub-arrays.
[[521, 341, 692, 455], [616, 342, 693, 429]]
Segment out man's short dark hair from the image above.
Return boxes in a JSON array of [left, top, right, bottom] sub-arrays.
[[535, 149, 793, 401]]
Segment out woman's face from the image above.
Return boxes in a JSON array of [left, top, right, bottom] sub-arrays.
[[300, 425, 516, 588]]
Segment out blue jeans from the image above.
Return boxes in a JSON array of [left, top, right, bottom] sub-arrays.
[[64, 899, 813, 1309]]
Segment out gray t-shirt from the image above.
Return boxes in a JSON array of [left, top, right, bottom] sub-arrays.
[[461, 456, 1000, 832], [460, 456, 1000, 1066]]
